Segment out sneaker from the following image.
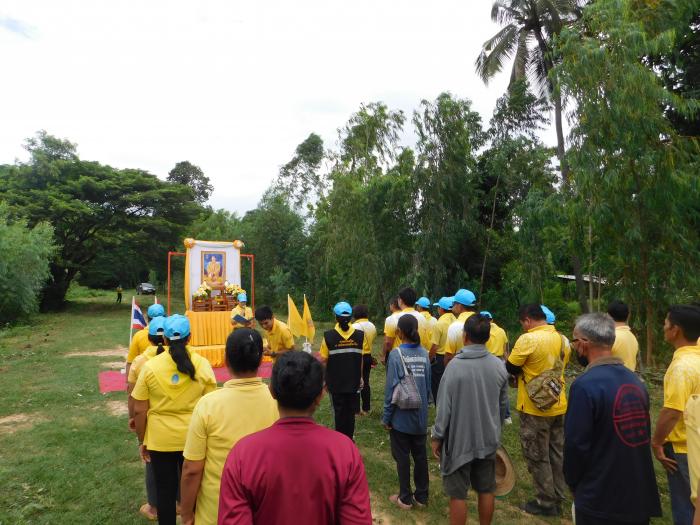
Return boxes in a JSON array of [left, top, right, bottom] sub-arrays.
[[389, 494, 413, 510], [504, 417, 513, 425], [521, 500, 558, 516]]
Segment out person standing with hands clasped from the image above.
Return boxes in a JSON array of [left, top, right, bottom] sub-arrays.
[[564, 313, 661, 525], [382, 314, 431, 510], [320, 302, 364, 441], [132, 315, 217, 525], [431, 314, 508, 525]]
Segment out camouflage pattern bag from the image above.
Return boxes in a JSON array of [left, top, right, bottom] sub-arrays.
[[524, 335, 566, 411]]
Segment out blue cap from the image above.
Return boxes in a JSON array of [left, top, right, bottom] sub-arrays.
[[164, 314, 190, 340], [147, 303, 165, 318], [454, 289, 477, 307], [237, 293, 247, 302], [148, 316, 167, 336], [480, 311, 493, 319], [541, 305, 556, 324], [434, 296, 454, 310], [416, 297, 431, 308], [333, 301, 352, 317]]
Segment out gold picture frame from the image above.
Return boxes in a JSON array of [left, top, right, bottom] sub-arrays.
[[201, 251, 226, 289]]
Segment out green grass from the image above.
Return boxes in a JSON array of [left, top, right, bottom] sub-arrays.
[[0, 289, 674, 524]]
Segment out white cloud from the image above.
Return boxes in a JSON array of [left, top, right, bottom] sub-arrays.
[[0, 0, 557, 214]]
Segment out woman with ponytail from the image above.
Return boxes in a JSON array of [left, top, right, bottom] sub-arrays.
[[127, 316, 167, 521], [382, 314, 431, 510], [133, 314, 216, 525], [319, 302, 364, 441]]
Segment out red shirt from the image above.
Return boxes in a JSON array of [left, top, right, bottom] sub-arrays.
[[218, 417, 372, 525]]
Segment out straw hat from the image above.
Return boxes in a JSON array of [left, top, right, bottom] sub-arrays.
[[495, 446, 516, 496]]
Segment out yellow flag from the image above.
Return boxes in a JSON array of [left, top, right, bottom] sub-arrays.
[[303, 294, 315, 343], [287, 295, 306, 338]]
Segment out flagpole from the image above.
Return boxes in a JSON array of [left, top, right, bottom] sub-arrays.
[[128, 296, 134, 348]]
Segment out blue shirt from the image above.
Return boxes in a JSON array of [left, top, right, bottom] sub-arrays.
[[563, 357, 661, 522], [382, 343, 431, 435]]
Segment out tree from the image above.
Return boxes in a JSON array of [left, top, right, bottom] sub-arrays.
[[0, 132, 201, 310], [275, 133, 325, 212], [0, 204, 55, 322], [555, 0, 700, 363], [167, 161, 213, 204], [475, 0, 577, 184]]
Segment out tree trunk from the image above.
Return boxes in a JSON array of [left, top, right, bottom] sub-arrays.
[[40, 264, 75, 311], [553, 91, 569, 185], [571, 254, 589, 313], [479, 173, 502, 306]]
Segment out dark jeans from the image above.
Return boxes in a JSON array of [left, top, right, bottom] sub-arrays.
[[116, 293, 122, 303], [149, 450, 184, 525], [361, 354, 372, 412], [389, 429, 429, 506], [576, 509, 649, 525], [430, 354, 444, 404], [664, 443, 693, 525], [331, 393, 359, 441]]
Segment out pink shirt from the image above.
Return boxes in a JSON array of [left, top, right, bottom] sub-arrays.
[[218, 417, 372, 525]]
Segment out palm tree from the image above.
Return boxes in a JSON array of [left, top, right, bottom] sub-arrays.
[[475, 0, 576, 184]]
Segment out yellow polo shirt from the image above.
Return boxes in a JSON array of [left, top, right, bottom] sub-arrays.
[[485, 321, 508, 357], [127, 328, 150, 363], [431, 312, 456, 355], [132, 349, 217, 451], [508, 324, 570, 417], [685, 394, 700, 503], [127, 345, 160, 384], [384, 308, 431, 350], [663, 345, 700, 453], [445, 311, 475, 355], [183, 378, 279, 525], [352, 319, 377, 355], [611, 325, 639, 371], [230, 305, 254, 331], [266, 319, 295, 359]]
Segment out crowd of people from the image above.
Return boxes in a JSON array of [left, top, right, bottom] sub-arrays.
[[123, 288, 700, 525]]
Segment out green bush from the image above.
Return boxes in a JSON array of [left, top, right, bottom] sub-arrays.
[[0, 205, 55, 323]]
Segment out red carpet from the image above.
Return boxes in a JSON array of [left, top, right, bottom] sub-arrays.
[[98, 363, 274, 393]]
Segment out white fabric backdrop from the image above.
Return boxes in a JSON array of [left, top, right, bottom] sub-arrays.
[[186, 240, 241, 309]]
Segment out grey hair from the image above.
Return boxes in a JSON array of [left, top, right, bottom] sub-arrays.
[[574, 313, 616, 347]]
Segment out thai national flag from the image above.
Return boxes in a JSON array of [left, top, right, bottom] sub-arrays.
[[131, 298, 147, 330]]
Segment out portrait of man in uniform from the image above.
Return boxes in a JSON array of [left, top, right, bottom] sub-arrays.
[[202, 251, 225, 288]]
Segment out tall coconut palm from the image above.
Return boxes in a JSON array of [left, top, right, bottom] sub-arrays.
[[476, 0, 577, 184]]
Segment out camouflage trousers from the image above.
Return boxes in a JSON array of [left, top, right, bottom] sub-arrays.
[[519, 412, 567, 508]]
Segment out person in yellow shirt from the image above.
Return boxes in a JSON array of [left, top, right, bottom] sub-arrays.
[[415, 297, 437, 330], [506, 303, 570, 516], [127, 316, 167, 521], [481, 310, 511, 424], [254, 306, 295, 362], [382, 288, 430, 364], [230, 293, 254, 331], [133, 314, 217, 525], [116, 284, 123, 303], [607, 300, 639, 371], [126, 303, 166, 380], [180, 328, 279, 525], [652, 305, 700, 524], [352, 304, 377, 415], [685, 394, 700, 524], [444, 289, 478, 365], [429, 296, 455, 403]]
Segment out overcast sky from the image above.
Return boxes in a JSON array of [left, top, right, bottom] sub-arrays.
[[0, 0, 557, 214]]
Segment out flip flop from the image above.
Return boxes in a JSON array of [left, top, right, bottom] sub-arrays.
[[139, 503, 157, 521]]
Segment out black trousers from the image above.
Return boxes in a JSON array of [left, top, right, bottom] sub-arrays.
[[149, 450, 184, 525], [331, 393, 359, 441], [389, 429, 429, 505], [576, 509, 649, 525], [361, 354, 372, 412], [430, 354, 445, 404]]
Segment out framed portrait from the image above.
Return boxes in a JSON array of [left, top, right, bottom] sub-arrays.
[[202, 251, 226, 289]]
